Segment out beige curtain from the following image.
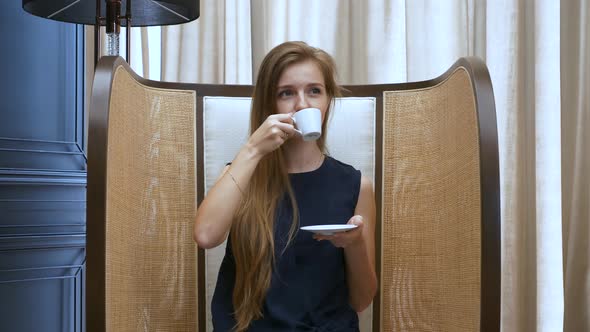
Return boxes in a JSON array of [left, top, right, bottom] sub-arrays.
[[561, 0, 590, 331], [121, 0, 588, 331], [160, 0, 252, 84], [487, 1, 564, 330]]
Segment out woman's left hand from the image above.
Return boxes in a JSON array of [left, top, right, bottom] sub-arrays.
[[313, 215, 365, 248]]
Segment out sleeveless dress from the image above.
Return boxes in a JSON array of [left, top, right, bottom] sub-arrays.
[[212, 156, 362, 331]]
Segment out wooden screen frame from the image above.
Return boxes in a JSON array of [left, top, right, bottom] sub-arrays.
[[87, 56, 500, 331]]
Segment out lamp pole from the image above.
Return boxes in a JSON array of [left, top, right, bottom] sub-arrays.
[[94, 0, 132, 66], [94, 0, 101, 65], [105, 0, 120, 56]]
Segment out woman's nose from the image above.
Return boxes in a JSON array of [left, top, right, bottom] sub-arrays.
[[296, 92, 310, 109]]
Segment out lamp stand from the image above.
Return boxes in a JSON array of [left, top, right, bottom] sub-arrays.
[[94, 0, 131, 66]]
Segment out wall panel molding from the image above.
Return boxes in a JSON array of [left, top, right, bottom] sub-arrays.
[[0, 247, 85, 332], [0, 2, 87, 331], [0, 169, 86, 238]]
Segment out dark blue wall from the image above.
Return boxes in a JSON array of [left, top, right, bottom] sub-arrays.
[[0, 1, 86, 331]]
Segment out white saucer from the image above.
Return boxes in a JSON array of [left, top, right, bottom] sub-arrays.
[[300, 224, 357, 235]]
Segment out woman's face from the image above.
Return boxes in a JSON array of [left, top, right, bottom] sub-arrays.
[[275, 60, 330, 122]]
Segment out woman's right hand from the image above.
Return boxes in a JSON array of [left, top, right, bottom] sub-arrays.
[[194, 113, 296, 248], [246, 113, 297, 157]]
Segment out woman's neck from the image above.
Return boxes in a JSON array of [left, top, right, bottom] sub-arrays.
[[282, 140, 324, 173]]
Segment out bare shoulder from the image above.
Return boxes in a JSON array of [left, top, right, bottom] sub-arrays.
[[356, 175, 376, 229], [359, 175, 374, 194], [356, 175, 375, 212]]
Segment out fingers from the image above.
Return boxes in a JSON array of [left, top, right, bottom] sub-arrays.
[[248, 113, 297, 156], [313, 234, 339, 242], [312, 227, 362, 248], [313, 228, 358, 240], [348, 215, 364, 227], [312, 216, 365, 248], [314, 233, 346, 248], [269, 125, 292, 142], [264, 114, 296, 140], [269, 112, 295, 125], [249, 113, 299, 155]]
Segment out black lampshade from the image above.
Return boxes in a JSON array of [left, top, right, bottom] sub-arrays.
[[23, 0, 200, 27]]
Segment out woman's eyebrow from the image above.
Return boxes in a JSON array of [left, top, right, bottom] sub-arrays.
[[277, 82, 325, 89]]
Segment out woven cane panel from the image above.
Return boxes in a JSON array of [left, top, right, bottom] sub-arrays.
[[381, 68, 481, 331], [105, 66, 197, 331]]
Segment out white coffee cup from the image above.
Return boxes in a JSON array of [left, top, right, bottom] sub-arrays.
[[292, 108, 322, 141]]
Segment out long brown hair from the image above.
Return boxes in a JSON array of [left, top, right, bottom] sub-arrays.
[[230, 41, 341, 331]]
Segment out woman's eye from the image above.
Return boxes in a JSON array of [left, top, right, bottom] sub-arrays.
[[310, 87, 322, 94], [278, 90, 293, 97]]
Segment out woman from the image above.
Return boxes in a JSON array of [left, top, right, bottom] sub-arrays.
[[194, 41, 377, 332]]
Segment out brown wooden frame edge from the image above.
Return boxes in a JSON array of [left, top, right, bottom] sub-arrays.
[[460, 57, 501, 332], [87, 56, 122, 332]]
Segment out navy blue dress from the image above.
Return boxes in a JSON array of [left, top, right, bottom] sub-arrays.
[[212, 156, 362, 331]]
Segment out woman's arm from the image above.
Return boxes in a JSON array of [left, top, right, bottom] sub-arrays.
[[312, 175, 377, 312], [344, 176, 377, 312], [193, 146, 260, 249], [193, 113, 297, 249]]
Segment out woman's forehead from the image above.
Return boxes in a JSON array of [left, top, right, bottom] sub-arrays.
[[277, 60, 325, 86]]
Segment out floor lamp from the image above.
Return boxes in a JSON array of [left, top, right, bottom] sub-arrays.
[[22, 0, 200, 65]]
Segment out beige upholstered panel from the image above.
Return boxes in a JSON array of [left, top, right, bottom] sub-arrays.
[[202, 96, 376, 332], [326, 97, 376, 331], [202, 96, 376, 187], [381, 68, 481, 331], [203, 97, 252, 193], [326, 97, 376, 182], [106, 67, 198, 331], [202, 96, 251, 332]]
